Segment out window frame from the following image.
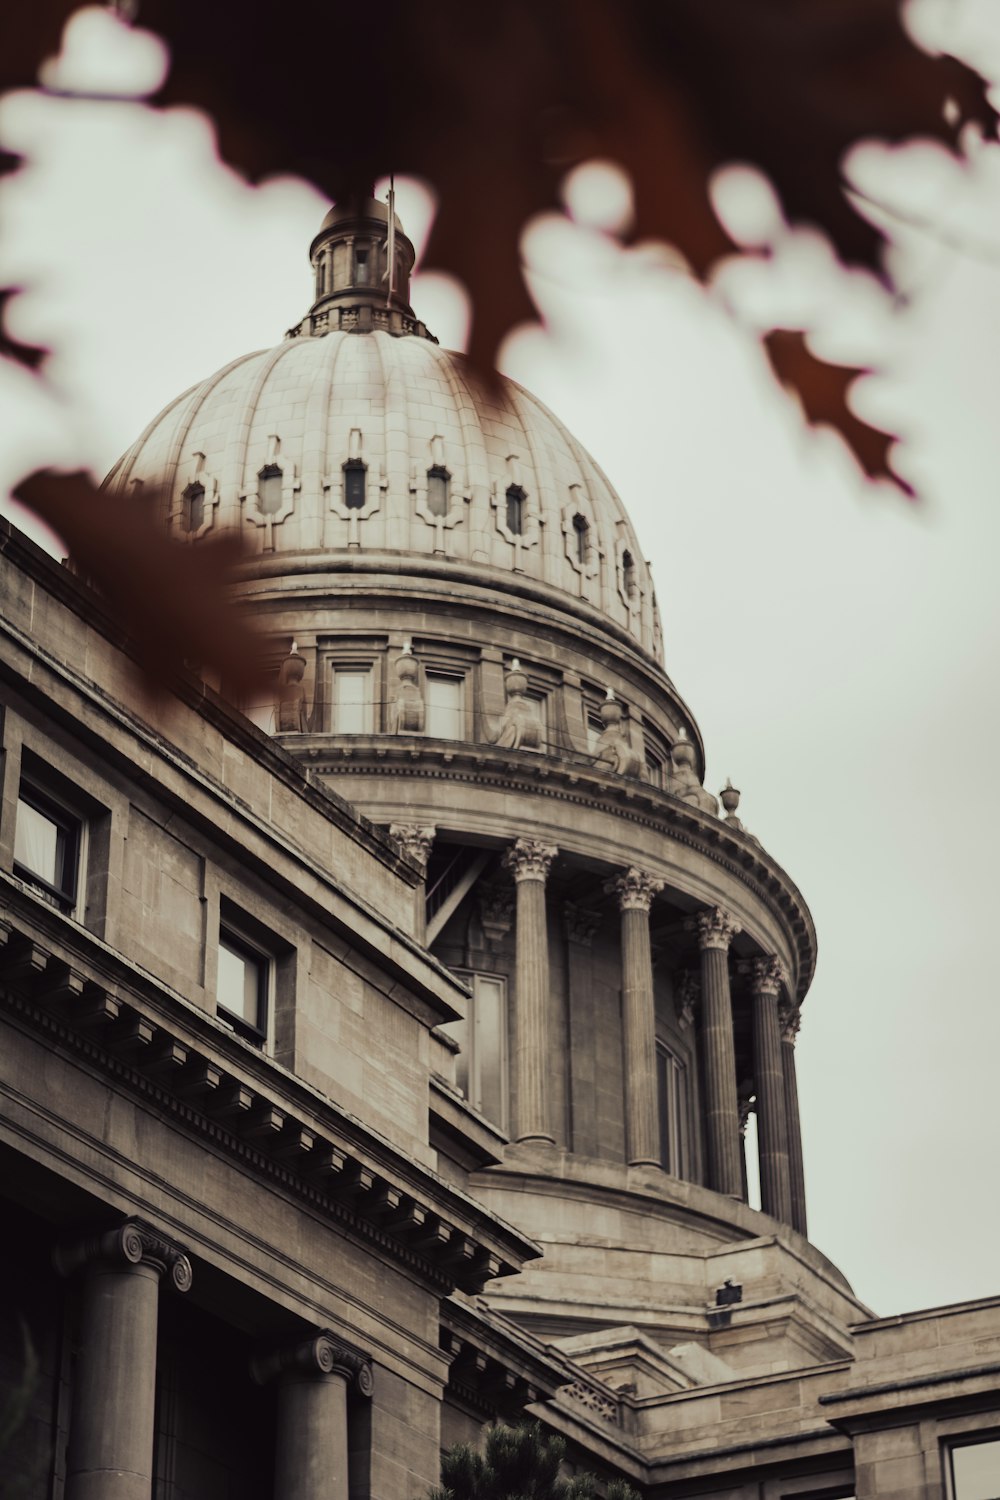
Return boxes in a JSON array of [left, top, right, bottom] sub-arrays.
[[332, 664, 375, 734], [13, 778, 83, 917], [216, 921, 271, 1047], [443, 969, 509, 1130], [424, 669, 466, 741], [656, 1040, 692, 1179], [945, 1433, 1000, 1500]]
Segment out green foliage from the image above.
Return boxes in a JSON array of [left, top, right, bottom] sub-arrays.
[[430, 1423, 641, 1500]]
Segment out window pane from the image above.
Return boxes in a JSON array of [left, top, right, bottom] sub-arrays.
[[218, 938, 261, 1029], [426, 674, 463, 739], [334, 670, 371, 733], [344, 464, 366, 509], [15, 799, 61, 886], [506, 486, 524, 534], [953, 1438, 1000, 1499], [586, 714, 604, 754], [257, 465, 283, 515], [474, 976, 506, 1127], [183, 482, 205, 533], [573, 514, 589, 563], [427, 467, 450, 517]]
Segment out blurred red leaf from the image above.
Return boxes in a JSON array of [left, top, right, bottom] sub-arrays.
[[0, 290, 48, 371], [14, 470, 266, 692]]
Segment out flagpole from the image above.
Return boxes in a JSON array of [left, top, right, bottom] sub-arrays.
[[386, 174, 396, 307]]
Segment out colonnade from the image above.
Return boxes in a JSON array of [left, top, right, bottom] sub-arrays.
[[53, 1219, 372, 1500], [395, 823, 808, 1236]]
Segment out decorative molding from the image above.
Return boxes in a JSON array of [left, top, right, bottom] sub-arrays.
[[53, 1217, 192, 1292], [749, 955, 785, 997], [606, 867, 664, 913], [387, 643, 425, 734], [562, 903, 602, 947], [478, 880, 515, 948], [562, 1378, 622, 1425], [561, 486, 600, 579], [241, 435, 301, 550], [172, 450, 219, 542], [389, 824, 435, 873], [502, 839, 557, 884], [490, 455, 540, 571], [779, 999, 802, 1045], [693, 906, 741, 953], [251, 1331, 374, 1395]]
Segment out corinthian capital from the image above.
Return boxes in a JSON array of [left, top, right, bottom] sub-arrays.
[[749, 955, 785, 997], [389, 823, 435, 873], [606, 867, 664, 913], [563, 902, 602, 946], [251, 1331, 374, 1396], [53, 1218, 193, 1292], [694, 906, 741, 952], [779, 1000, 802, 1044], [502, 838, 557, 884]]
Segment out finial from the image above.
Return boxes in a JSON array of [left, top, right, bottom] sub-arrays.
[[677, 726, 688, 740], [604, 688, 615, 701], [289, 639, 298, 655], [509, 657, 521, 672], [401, 639, 412, 656]]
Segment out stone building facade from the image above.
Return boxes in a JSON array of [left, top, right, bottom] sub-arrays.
[[2, 197, 1000, 1499]]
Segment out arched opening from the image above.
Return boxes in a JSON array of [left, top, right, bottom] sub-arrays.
[[182, 482, 205, 533], [257, 464, 283, 515], [505, 484, 525, 535], [343, 461, 366, 510], [427, 466, 450, 518]]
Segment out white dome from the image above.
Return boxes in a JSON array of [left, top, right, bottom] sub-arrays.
[[105, 329, 664, 661]]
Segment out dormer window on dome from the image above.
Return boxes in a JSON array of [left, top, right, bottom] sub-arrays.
[[427, 466, 451, 518], [573, 513, 590, 565], [505, 485, 525, 536], [622, 549, 637, 601], [182, 482, 205, 534], [257, 464, 283, 516], [343, 461, 366, 510]]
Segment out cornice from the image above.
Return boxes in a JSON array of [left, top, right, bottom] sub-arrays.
[[293, 737, 817, 1001], [0, 892, 538, 1294]]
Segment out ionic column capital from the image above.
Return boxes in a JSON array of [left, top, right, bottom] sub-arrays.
[[563, 902, 602, 947], [503, 838, 557, 884], [779, 1000, 802, 1045], [749, 955, 785, 997], [605, 867, 664, 913], [53, 1218, 192, 1292], [252, 1332, 374, 1396], [693, 906, 741, 952], [389, 823, 435, 873]]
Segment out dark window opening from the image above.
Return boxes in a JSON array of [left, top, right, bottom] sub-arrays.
[[573, 513, 589, 564], [505, 484, 525, 535], [343, 461, 366, 510], [182, 482, 205, 533], [257, 464, 283, 515], [355, 248, 370, 285], [427, 466, 450, 517], [622, 548, 637, 599], [14, 784, 79, 913]]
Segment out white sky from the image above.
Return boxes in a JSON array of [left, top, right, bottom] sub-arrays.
[[2, 2, 999, 1317]]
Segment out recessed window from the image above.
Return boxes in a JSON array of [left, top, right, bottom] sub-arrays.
[[427, 466, 450, 518], [441, 972, 508, 1129], [585, 712, 604, 755], [646, 752, 663, 788], [217, 927, 268, 1045], [425, 672, 464, 739], [949, 1436, 1000, 1499], [333, 668, 373, 733], [343, 461, 366, 510], [315, 259, 326, 297], [622, 548, 637, 600], [505, 484, 525, 535], [182, 482, 205, 534], [257, 464, 283, 515], [14, 783, 80, 914], [572, 513, 589, 564], [657, 1043, 691, 1179], [355, 248, 370, 285]]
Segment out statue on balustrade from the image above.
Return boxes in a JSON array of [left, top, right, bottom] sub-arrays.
[[276, 645, 310, 733], [666, 729, 719, 814], [494, 659, 543, 751], [594, 691, 641, 778], [388, 643, 425, 734]]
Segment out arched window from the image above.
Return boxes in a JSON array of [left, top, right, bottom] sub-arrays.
[[622, 548, 637, 600], [257, 464, 283, 515], [505, 484, 525, 535], [573, 513, 589, 564], [355, 247, 370, 285], [427, 466, 450, 517], [343, 461, 366, 510], [182, 482, 205, 533]]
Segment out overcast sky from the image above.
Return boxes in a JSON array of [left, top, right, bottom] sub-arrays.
[[2, 2, 999, 1317]]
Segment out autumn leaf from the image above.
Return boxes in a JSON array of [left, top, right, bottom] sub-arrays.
[[0, 291, 48, 371]]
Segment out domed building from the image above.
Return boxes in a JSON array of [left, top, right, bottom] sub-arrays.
[[4, 197, 1000, 1500]]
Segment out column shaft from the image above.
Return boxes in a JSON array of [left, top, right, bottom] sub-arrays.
[[620, 904, 660, 1166], [752, 976, 792, 1223], [781, 1007, 808, 1236], [700, 945, 743, 1196], [68, 1263, 161, 1500], [514, 874, 553, 1143], [275, 1370, 349, 1500]]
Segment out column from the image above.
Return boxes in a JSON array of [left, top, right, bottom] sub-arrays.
[[563, 902, 602, 1156], [750, 956, 792, 1223], [503, 838, 557, 1144], [779, 999, 809, 1236], [252, 1332, 373, 1500], [53, 1219, 192, 1500], [695, 907, 743, 1197], [608, 868, 664, 1167]]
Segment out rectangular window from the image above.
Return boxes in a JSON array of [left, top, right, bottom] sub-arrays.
[[217, 926, 269, 1045], [586, 712, 604, 754], [646, 752, 663, 788], [948, 1436, 1000, 1499], [657, 1043, 691, 1179], [333, 668, 373, 733], [14, 782, 81, 914], [441, 972, 508, 1130], [425, 672, 464, 740]]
